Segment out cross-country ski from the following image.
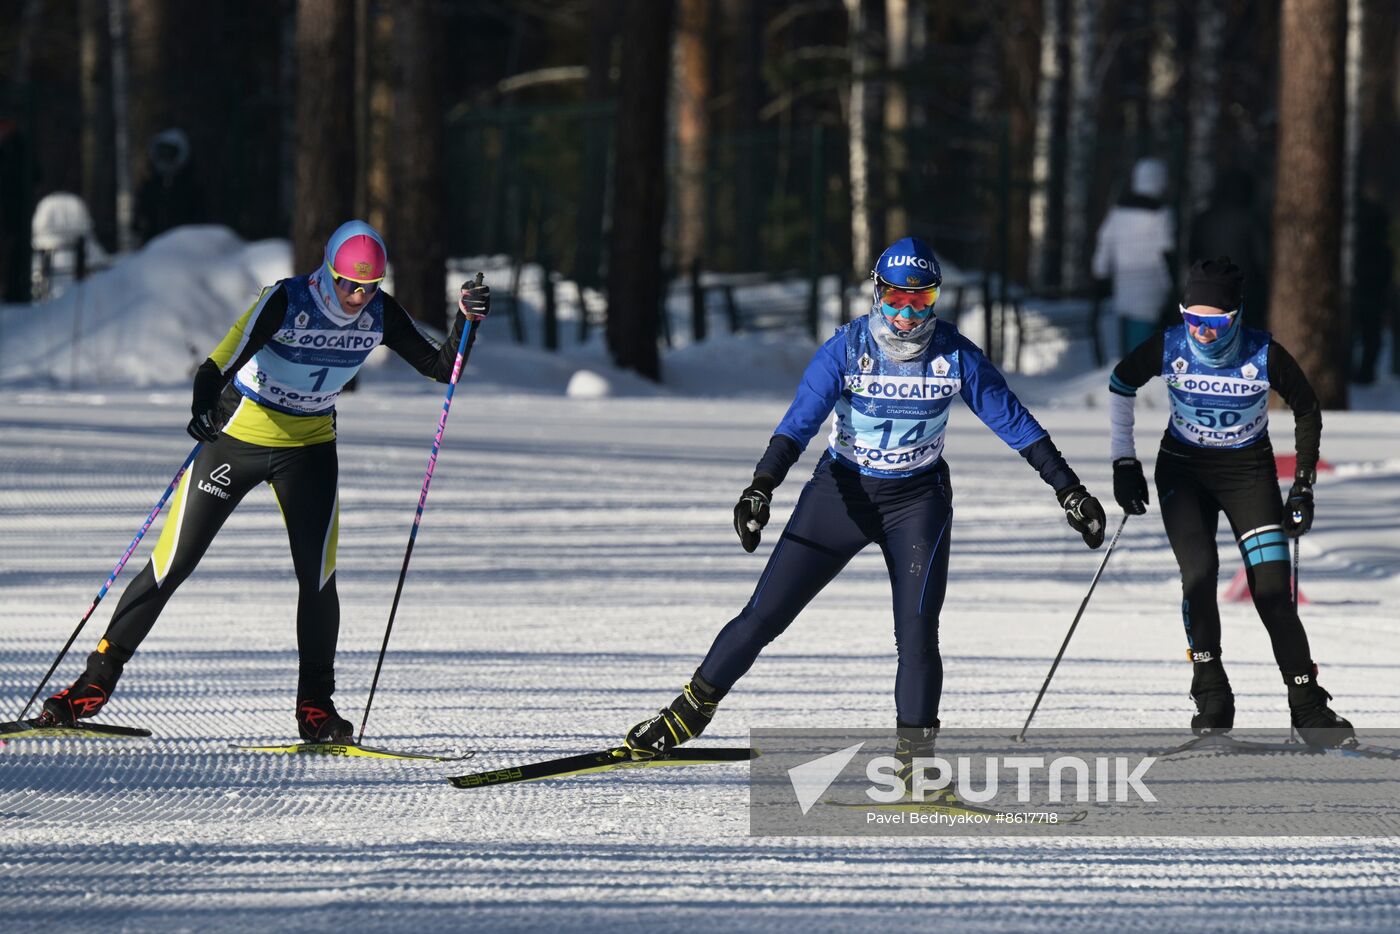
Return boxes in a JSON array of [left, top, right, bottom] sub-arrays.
[[448, 746, 756, 788]]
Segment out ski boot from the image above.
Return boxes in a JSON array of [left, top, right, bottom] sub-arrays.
[[895, 721, 955, 804], [624, 671, 724, 760], [296, 697, 354, 743], [1189, 653, 1235, 736], [38, 641, 131, 726], [1284, 664, 1355, 747]]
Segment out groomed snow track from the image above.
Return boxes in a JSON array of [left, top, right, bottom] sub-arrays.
[[3, 389, 1399, 932]]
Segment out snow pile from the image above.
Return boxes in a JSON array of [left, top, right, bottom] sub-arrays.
[[0, 226, 290, 389], [663, 331, 816, 398], [0, 229, 816, 398]]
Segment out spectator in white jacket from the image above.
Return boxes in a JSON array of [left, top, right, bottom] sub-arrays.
[[1092, 158, 1176, 354]]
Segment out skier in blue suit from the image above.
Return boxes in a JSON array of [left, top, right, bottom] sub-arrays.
[[624, 237, 1106, 762]]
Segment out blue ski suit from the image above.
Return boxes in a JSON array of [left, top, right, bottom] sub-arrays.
[[698, 316, 1080, 727]]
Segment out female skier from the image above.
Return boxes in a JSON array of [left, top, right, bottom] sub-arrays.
[[624, 237, 1106, 762], [40, 220, 490, 741], [1107, 256, 1353, 746]]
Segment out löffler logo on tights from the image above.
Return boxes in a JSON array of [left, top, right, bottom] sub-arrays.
[[198, 463, 233, 501]]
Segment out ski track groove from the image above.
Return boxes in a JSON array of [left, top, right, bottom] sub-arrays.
[[2, 390, 1399, 932]]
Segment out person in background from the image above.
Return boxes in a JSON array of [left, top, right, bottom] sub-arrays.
[[1092, 157, 1176, 355], [134, 128, 206, 244]]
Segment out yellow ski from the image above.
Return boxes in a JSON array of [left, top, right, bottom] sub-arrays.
[[231, 741, 472, 762]]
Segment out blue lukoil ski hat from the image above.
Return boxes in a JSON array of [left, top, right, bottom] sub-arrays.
[[873, 236, 942, 290]]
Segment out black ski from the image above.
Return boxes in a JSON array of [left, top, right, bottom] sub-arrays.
[[448, 745, 756, 788], [0, 718, 151, 739], [231, 741, 473, 762], [1156, 733, 1400, 761]]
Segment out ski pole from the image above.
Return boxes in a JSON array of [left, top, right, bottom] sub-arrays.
[[1292, 537, 1300, 611], [359, 273, 483, 744], [1289, 531, 1301, 745], [18, 442, 201, 721], [1013, 513, 1130, 743]]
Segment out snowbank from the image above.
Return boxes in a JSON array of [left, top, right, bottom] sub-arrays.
[[3, 226, 1397, 410], [0, 226, 288, 389]]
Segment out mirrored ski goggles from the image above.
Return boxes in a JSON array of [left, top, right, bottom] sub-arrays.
[[329, 264, 383, 296], [880, 286, 940, 317], [1179, 305, 1238, 330]]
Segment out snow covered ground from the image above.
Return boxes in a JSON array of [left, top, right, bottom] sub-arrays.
[[2, 382, 1399, 933], [3, 229, 1400, 931]]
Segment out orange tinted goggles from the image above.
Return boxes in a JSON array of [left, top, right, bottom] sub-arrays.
[[880, 286, 940, 311]]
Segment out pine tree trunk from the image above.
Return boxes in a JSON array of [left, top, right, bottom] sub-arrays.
[[363, 7, 394, 239], [1029, 0, 1066, 287], [1146, 0, 1180, 155], [1187, 0, 1225, 217], [292, 0, 355, 278], [674, 0, 710, 270], [1340, 0, 1361, 298], [1000, 0, 1039, 284], [605, 0, 674, 381], [81, 1, 115, 250], [1060, 0, 1097, 290], [573, 0, 619, 288], [109, 0, 135, 253], [1270, 0, 1347, 409], [391, 0, 446, 328], [1357, 0, 1398, 199], [883, 0, 918, 242], [845, 0, 885, 280], [727, 0, 763, 268], [126, 0, 169, 188]]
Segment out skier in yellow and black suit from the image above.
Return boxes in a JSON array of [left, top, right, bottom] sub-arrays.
[[41, 220, 490, 740]]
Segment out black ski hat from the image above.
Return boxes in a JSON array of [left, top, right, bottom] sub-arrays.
[[1183, 256, 1244, 311]]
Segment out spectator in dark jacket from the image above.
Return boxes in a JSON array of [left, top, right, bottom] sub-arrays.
[[134, 128, 206, 243]]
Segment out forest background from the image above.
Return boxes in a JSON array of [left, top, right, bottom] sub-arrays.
[[0, 0, 1393, 407]]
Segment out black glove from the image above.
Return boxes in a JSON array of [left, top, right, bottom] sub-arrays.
[[188, 359, 225, 444], [1282, 483, 1314, 538], [459, 278, 491, 320], [187, 407, 221, 444], [1112, 458, 1149, 515], [1057, 484, 1106, 549], [733, 476, 775, 553]]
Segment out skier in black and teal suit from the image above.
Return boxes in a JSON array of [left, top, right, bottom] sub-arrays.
[[624, 236, 1106, 763], [1107, 256, 1354, 746], [41, 220, 491, 741]]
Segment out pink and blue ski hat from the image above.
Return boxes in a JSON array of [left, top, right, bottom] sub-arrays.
[[324, 219, 387, 283]]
